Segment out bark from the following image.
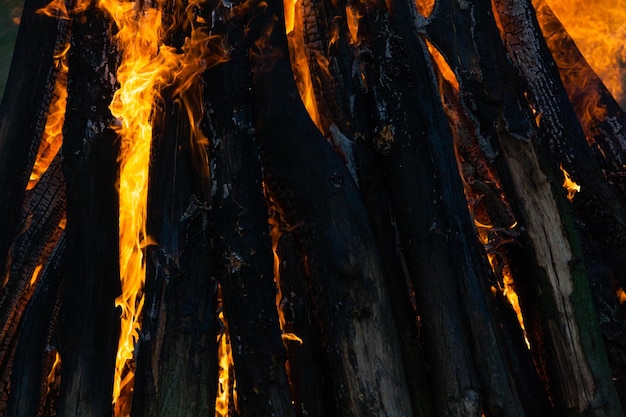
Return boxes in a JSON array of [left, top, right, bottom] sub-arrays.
[[249, 1, 413, 415], [6, 235, 64, 417], [204, 6, 295, 415], [56, 7, 121, 417], [422, 0, 623, 414], [273, 228, 327, 417], [130, 95, 218, 417], [0, 0, 70, 272]]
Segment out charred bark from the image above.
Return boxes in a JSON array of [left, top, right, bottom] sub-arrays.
[[204, 6, 295, 415], [0, 0, 70, 272], [249, 1, 413, 415], [55, 7, 121, 417], [6, 236, 64, 417]]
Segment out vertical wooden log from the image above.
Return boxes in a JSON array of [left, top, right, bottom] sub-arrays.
[[131, 94, 218, 417], [250, 1, 413, 415], [0, 0, 69, 271], [204, 6, 295, 414], [423, 0, 623, 414], [56, 7, 121, 417]]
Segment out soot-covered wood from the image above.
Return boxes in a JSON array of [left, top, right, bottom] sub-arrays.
[[1, 0, 626, 416]]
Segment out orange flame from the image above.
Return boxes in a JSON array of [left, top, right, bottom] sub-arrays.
[[216, 288, 237, 417], [414, 0, 434, 18], [541, 0, 626, 109], [27, 42, 69, 191], [560, 164, 581, 201], [345, 6, 361, 46], [284, 0, 323, 131]]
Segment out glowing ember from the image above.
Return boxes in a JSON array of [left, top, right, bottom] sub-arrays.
[[560, 164, 581, 201], [542, 0, 626, 109], [284, 0, 323, 131]]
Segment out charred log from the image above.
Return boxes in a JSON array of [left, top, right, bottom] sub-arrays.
[[55, 7, 121, 417]]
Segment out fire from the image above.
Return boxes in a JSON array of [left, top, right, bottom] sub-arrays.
[[560, 164, 581, 201], [345, 6, 361, 46], [284, 0, 323, 131], [44, 350, 62, 399], [414, 0, 434, 17], [216, 288, 237, 417], [27, 42, 69, 191], [91, 0, 222, 412], [541, 0, 626, 109]]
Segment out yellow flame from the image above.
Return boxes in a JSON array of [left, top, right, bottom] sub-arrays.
[[284, 0, 323, 131], [560, 164, 581, 201], [27, 42, 69, 191], [28, 264, 44, 287], [216, 289, 237, 417], [542, 0, 626, 109], [44, 350, 62, 399]]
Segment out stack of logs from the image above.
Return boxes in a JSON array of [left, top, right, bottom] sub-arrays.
[[1, 0, 625, 415]]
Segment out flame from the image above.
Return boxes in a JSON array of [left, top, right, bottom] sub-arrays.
[[425, 39, 459, 91], [414, 0, 434, 17], [284, 0, 323, 130], [345, 6, 361, 46], [541, 0, 626, 109], [44, 350, 62, 399], [216, 288, 237, 417], [27, 42, 69, 191], [90, 0, 223, 412], [36, 0, 70, 19], [28, 264, 44, 287], [560, 164, 581, 201]]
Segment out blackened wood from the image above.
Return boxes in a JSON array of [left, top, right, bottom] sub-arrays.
[[274, 229, 326, 417], [350, 1, 528, 415], [249, 1, 413, 415], [131, 86, 218, 416], [205, 7, 295, 415], [423, 0, 623, 414], [0, 0, 70, 272], [6, 235, 64, 417], [494, 0, 626, 294], [56, 8, 120, 417], [0, 155, 66, 415]]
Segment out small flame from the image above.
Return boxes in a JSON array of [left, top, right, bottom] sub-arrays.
[[44, 350, 62, 399], [560, 164, 581, 201], [216, 289, 237, 417], [27, 42, 69, 191], [345, 6, 361, 46], [28, 264, 44, 287], [414, 0, 434, 17]]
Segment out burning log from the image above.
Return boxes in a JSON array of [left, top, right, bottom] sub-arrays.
[[250, 2, 414, 415], [1, 0, 626, 416], [55, 7, 121, 417], [0, 0, 69, 279]]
